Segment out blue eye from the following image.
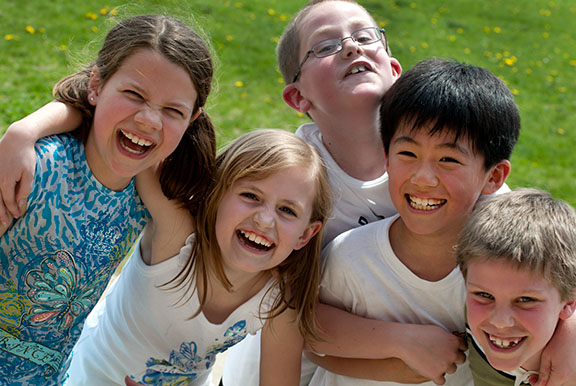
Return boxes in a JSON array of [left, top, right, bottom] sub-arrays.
[[279, 206, 297, 217]]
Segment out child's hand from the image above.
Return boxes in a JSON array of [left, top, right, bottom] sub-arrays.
[[397, 325, 467, 385], [534, 317, 576, 386], [0, 122, 36, 225], [125, 376, 144, 386]]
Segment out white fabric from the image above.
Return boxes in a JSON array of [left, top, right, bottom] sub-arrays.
[[66, 234, 275, 386], [309, 216, 473, 386], [222, 123, 397, 386]]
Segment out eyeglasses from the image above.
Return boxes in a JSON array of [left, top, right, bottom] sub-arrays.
[[292, 27, 388, 83]]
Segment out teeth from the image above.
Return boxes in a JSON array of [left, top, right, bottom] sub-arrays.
[[489, 336, 522, 348], [349, 65, 367, 74], [240, 230, 272, 248], [122, 130, 153, 147], [408, 195, 446, 211]]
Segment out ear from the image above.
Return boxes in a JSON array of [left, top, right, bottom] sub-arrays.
[[481, 160, 511, 195], [88, 67, 102, 106], [389, 57, 402, 80], [294, 220, 322, 251], [560, 299, 576, 320], [282, 83, 312, 114]]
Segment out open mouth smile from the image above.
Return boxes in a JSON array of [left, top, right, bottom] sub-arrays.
[[407, 194, 446, 211], [118, 129, 155, 155], [237, 230, 275, 252], [487, 333, 525, 350]]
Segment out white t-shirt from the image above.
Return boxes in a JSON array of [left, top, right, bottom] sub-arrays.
[[309, 216, 472, 386], [65, 234, 275, 386], [222, 123, 398, 386]]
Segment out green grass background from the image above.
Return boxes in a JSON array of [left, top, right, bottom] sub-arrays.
[[1, 0, 574, 207]]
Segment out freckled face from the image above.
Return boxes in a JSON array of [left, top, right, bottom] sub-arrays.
[[466, 259, 574, 371], [215, 166, 321, 277], [86, 48, 198, 191]]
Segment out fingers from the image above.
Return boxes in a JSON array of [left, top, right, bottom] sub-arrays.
[[0, 191, 12, 227], [0, 176, 19, 220], [15, 172, 32, 216]]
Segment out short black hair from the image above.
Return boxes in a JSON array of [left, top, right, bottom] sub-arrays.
[[380, 58, 520, 169]]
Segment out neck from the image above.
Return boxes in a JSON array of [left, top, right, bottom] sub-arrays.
[[314, 107, 386, 180], [389, 218, 459, 281]]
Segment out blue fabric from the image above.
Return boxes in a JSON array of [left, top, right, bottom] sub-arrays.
[[0, 134, 149, 385]]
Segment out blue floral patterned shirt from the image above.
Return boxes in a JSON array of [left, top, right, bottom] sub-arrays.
[[0, 134, 149, 385]]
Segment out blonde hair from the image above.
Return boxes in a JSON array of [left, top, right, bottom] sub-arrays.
[[177, 129, 332, 340], [277, 0, 389, 84], [457, 188, 576, 301]]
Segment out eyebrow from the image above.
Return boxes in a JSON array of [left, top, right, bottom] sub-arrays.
[[126, 81, 193, 114], [393, 135, 471, 157], [239, 181, 306, 212]]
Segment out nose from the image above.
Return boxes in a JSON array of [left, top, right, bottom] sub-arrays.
[[410, 162, 439, 188], [340, 36, 363, 58], [134, 104, 162, 131], [490, 303, 515, 329], [253, 206, 275, 230]]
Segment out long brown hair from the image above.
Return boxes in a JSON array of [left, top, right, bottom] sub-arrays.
[[53, 14, 216, 212]]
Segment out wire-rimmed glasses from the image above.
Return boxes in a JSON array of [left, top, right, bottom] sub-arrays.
[[292, 27, 388, 83]]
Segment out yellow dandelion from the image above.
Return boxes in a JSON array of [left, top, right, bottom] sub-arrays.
[[525, 68, 533, 74], [539, 9, 551, 16], [92, 26, 99, 33], [493, 26, 501, 33], [85, 12, 98, 20], [409, 3, 417, 9], [226, 35, 234, 41], [379, 21, 386, 28], [297, 112, 304, 118], [484, 51, 493, 57], [557, 87, 567, 93], [272, 36, 280, 43], [267, 9, 276, 16], [264, 97, 271, 104], [483, 26, 491, 33], [235, 81, 244, 87], [449, 35, 456, 42], [457, 27, 464, 34], [100, 8, 108, 15], [464, 48, 471, 54], [504, 57, 517, 66], [570, 60, 576, 66], [546, 75, 554, 82], [496, 52, 503, 59], [25, 26, 35, 34], [4, 34, 17, 40], [542, 32, 550, 38], [39, 27, 46, 33], [109, 8, 118, 16], [557, 128, 565, 135], [241, 92, 248, 99], [431, 18, 438, 24], [235, 2, 243, 8], [59, 44, 68, 51], [421, 42, 429, 49], [409, 46, 416, 53], [278, 77, 284, 84], [511, 88, 519, 95]]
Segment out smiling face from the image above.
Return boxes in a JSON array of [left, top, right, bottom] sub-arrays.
[[86, 48, 198, 191], [466, 259, 575, 371], [289, 1, 401, 116], [386, 124, 505, 239], [214, 166, 322, 277]]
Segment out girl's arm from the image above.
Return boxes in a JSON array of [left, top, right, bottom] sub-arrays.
[[135, 166, 193, 265], [535, 314, 576, 386], [260, 307, 303, 386], [0, 101, 81, 223], [309, 303, 466, 385], [304, 352, 429, 383]]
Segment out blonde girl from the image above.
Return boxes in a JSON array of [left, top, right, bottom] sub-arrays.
[[65, 129, 332, 386]]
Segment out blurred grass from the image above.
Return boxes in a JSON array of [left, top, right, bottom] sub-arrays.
[[0, 0, 574, 207]]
